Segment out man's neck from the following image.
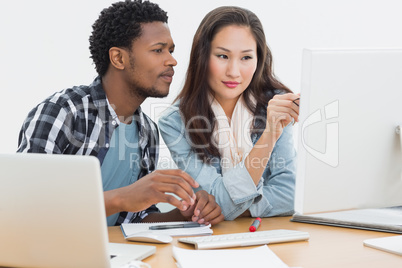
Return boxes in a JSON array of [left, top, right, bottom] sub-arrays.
[[101, 72, 146, 121]]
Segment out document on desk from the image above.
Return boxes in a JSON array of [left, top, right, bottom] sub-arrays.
[[173, 245, 289, 268], [120, 221, 212, 238], [364, 235, 402, 256], [291, 206, 402, 233]]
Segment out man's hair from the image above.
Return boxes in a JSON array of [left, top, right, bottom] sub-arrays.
[[89, 0, 168, 76]]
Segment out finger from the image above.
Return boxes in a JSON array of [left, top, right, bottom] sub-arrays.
[[271, 95, 300, 112], [156, 169, 199, 189], [153, 172, 196, 201], [190, 191, 208, 221], [153, 192, 188, 211], [270, 106, 299, 122], [273, 93, 300, 101], [148, 173, 195, 207], [206, 212, 225, 225], [155, 178, 196, 207], [269, 98, 299, 115], [202, 206, 224, 225], [193, 191, 213, 223], [194, 194, 219, 223], [268, 112, 294, 129]]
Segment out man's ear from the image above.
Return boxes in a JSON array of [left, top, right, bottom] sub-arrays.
[[109, 47, 127, 70]]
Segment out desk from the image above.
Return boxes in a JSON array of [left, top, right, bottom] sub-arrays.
[[108, 217, 402, 268]]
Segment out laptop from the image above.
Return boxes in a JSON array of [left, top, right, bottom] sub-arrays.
[[0, 153, 156, 268]]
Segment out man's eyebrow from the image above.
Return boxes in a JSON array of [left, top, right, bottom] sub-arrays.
[[151, 42, 167, 47], [215, 46, 254, 53], [150, 42, 175, 49]]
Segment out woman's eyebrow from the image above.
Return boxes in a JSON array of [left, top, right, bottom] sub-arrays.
[[215, 46, 254, 53]]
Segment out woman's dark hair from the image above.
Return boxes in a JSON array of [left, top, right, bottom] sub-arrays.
[[175, 6, 291, 162], [89, 0, 168, 76]]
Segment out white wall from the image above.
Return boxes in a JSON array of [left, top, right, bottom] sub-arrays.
[[1, 0, 402, 157]]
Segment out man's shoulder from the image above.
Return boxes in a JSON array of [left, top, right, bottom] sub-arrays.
[[48, 85, 91, 106], [39, 78, 104, 110]]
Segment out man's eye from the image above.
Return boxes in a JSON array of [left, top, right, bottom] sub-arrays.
[[154, 49, 162, 53]]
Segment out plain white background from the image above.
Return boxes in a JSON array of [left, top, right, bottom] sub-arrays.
[[1, 0, 402, 158]]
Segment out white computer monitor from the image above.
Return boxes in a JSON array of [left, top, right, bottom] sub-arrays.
[[294, 48, 402, 214]]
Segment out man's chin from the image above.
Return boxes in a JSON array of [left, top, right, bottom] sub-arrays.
[[150, 90, 169, 98], [135, 87, 169, 99]]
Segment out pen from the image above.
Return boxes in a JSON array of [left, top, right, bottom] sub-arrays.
[[149, 222, 202, 230], [292, 97, 300, 107], [249, 217, 261, 232]]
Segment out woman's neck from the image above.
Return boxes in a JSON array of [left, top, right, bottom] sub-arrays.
[[215, 96, 241, 120]]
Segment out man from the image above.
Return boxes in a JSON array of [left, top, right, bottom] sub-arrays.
[[17, 0, 224, 226]]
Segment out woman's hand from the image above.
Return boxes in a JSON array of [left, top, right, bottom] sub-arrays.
[[266, 93, 300, 141], [180, 190, 224, 225]]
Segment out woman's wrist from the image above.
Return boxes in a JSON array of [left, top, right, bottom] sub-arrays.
[[259, 129, 277, 149]]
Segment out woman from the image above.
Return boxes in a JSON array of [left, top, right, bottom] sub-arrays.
[[159, 6, 299, 221]]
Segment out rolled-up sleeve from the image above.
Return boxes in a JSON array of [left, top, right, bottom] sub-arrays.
[[249, 125, 296, 217]]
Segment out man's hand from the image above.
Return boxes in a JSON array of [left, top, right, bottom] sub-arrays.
[[180, 190, 224, 225], [104, 169, 199, 217]]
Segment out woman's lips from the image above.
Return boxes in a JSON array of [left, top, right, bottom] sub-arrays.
[[222, 81, 240, 88]]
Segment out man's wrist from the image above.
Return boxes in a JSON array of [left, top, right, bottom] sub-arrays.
[[172, 208, 189, 221], [104, 189, 123, 217], [142, 208, 188, 222]]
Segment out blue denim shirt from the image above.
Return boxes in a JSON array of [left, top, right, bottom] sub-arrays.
[[159, 102, 296, 220]]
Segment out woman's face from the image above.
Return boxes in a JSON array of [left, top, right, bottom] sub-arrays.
[[208, 25, 258, 107]]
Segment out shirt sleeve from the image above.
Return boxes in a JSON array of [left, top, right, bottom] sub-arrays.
[[248, 125, 296, 218], [17, 101, 74, 154]]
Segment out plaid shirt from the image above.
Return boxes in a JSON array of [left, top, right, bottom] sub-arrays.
[[17, 76, 160, 225]]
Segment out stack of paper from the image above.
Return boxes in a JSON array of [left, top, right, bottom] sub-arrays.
[[172, 245, 289, 268], [120, 221, 212, 238]]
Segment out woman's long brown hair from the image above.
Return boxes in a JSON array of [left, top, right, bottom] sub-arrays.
[[175, 6, 291, 162]]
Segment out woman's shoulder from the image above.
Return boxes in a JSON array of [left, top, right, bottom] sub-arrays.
[[158, 100, 184, 127]]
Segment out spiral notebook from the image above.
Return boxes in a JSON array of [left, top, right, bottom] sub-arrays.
[[121, 221, 212, 238]]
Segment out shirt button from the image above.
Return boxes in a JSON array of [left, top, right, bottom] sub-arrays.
[[105, 143, 110, 148], [112, 120, 117, 126]]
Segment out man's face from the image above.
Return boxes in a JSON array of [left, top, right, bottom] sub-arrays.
[[126, 22, 177, 98]]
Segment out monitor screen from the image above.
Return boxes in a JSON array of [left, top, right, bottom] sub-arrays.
[[295, 48, 402, 214]]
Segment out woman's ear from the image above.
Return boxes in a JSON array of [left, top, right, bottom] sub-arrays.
[[109, 47, 126, 70]]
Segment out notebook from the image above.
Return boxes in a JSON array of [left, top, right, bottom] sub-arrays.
[[0, 153, 156, 268], [364, 235, 402, 256], [121, 221, 212, 238]]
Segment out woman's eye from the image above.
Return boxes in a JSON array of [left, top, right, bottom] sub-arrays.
[[154, 49, 162, 53], [242, 56, 252, 60], [217, 54, 228, 59]]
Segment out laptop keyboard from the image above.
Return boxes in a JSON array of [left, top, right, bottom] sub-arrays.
[[178, 229, 310, 249]]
